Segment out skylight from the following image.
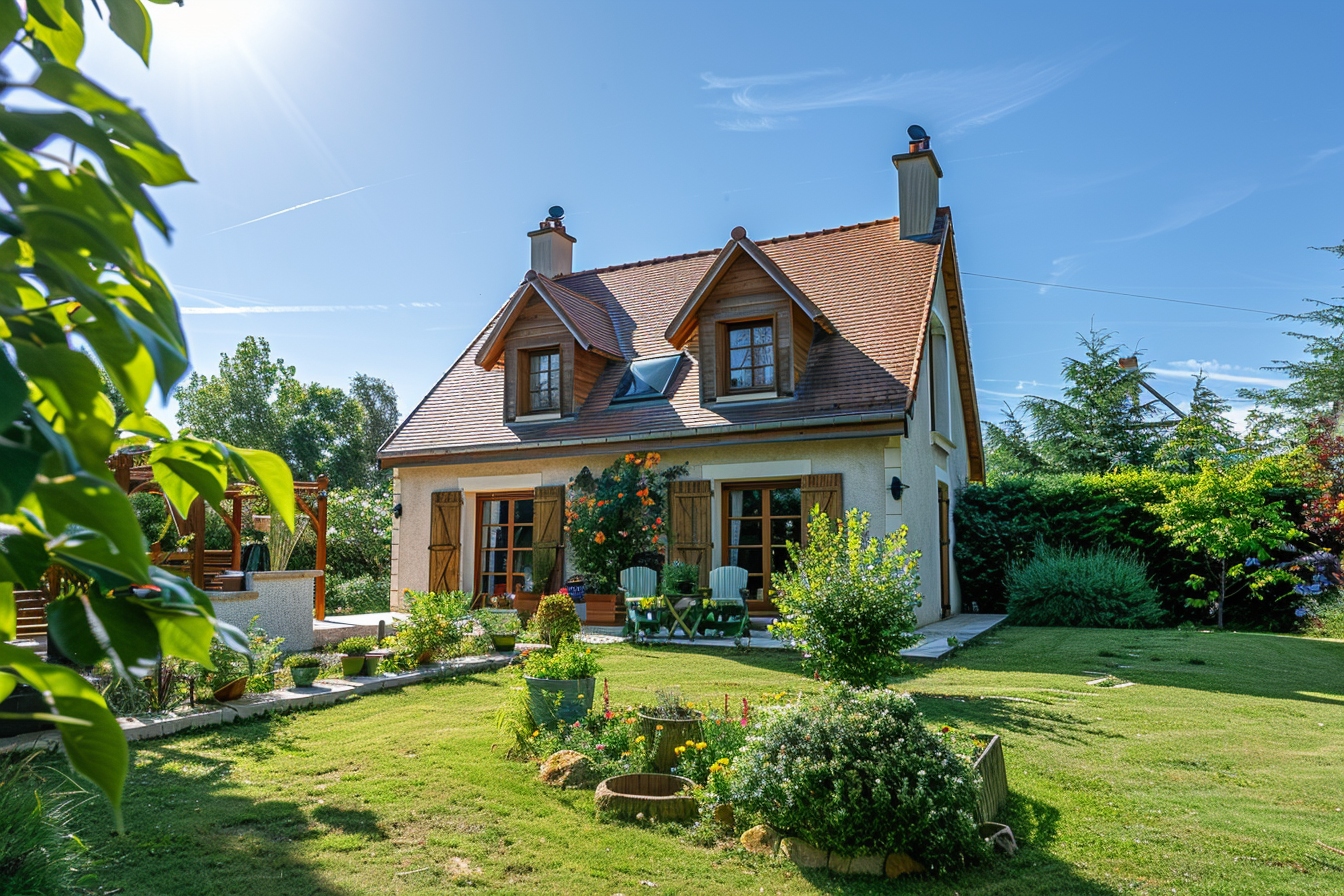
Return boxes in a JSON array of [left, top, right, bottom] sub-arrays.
[[611, 353, 682, 403]]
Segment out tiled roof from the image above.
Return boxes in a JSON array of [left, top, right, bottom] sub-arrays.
[[382, 213, 949, 461], [536, 275, 624, 359]]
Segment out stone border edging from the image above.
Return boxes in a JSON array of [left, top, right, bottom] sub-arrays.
[[0, 652, 519, 755]]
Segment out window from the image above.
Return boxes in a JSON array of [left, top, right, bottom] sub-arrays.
[[726, 321, 775, 394], [477, 494, 534, 595], [612, 353, 682, 403], [930, 320, 949, 436], [527, 349, 560, 413], [722, 481, 802, 605]]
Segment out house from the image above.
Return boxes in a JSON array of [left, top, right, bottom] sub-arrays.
[[378, 129, 984, 628]]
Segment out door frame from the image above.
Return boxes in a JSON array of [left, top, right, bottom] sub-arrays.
[[719, 478, 803, 609], [937, 480, 951, 618], [474, 491, 536, 597]]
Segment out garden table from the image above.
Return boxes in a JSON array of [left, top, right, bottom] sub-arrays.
[[663, 595, 705, 642]]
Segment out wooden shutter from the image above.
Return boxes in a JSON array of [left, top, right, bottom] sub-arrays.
[[801, 473, 843, 540], [667, 479, 712, 586], [532, 484, 566, 591], [428, 490, 463, 593]]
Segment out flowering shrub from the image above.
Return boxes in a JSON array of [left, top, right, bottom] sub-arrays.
[[519, 643, 602, 680], [565, 453, 687, 593], [729, 686, 988, 872], [400, 590, 470, 658], [531, 593, 581, 646], [770, 509, 922, 686]]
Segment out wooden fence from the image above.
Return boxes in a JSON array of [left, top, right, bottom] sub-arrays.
[[973, 734, 1008, 824]]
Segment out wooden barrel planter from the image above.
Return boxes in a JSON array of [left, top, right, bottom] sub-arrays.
[[639, 711, 704, 773], [595, 774, 698, 822], [972, 734, 1007, 823]]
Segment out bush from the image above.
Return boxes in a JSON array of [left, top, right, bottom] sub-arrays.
[[336, 636, 377, 656], [519, 642, 601, 680], [284, 653, 323, 669], [0, 757, 92, 893], [400, 590, 469, 658], [729, 686, 988, 872], [532, 593, 581, 647], [660, 560, 699, 594], [1006, 542, 1166, 628], [327, 574, 391, 615], [769, 509, 921, 686]]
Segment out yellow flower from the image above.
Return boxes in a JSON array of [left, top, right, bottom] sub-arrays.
[[717, 758, 729, 765], [621, 751, 631, 758], [530, 730, 539, 738], [656, 724, 663, 731], [674, 746, 686, 755], [685, 739, 695, 746], [695, 742, 707, 750], [635, 735, 645, 744]]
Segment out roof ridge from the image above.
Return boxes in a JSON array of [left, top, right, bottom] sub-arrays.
[[556, 215, 908, 279]]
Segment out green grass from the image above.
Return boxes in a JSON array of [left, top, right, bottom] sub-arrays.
[[55, 628, 1344, 895]]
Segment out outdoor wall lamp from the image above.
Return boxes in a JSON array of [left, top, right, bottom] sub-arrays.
[[890, 476, 909, 501], [392, 502, 402, 519]]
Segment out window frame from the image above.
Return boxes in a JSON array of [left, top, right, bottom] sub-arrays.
[[722, 318, 777, 396], [524, 346, 562, 415], [475, 491, 536, 596], [719, 478, 803, 606]]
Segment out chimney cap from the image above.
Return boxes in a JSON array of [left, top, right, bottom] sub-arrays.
[[547, 205, 565, 221], [907, 124, 928, 142]]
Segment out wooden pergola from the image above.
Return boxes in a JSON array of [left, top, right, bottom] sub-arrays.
[[108, 452, 331, 619]]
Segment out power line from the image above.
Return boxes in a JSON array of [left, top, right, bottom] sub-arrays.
[[961, 272, 1283, 316]]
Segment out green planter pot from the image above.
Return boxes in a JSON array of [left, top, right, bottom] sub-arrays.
[[341, 655, 367, 677], [639, 711, 705, 773], [525, 676, 595, 726], [290, 666, 320, 688], [363, 651, 392, 677], [490, 633, 517, 652]]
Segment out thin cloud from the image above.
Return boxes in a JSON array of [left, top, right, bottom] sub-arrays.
[[701, 49, 1108, 134], [1110, 181, 1257, 242], [1147, 366, 1287, 388], [1308, 144, 1344, 165], [181, 302, 440, 316], [1039, 255, 1082, 295]]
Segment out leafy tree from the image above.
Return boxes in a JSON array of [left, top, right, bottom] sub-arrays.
[[1154, 373, 1241, 472], [0, 1, 294, 827], [1151, 457, 1303, 628], [1301, 419, 1344, 550], [1008, 328, 1169, 473], [984, 404, 1048, 479], [1242, 242, 1344, 434], [174, 336, 397, 488]]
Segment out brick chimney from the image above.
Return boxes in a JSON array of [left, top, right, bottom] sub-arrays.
[[528, 206, 575, 278], [891, 125, 943, 240]]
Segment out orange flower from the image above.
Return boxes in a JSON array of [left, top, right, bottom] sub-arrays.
[[625, 453, 637, 463], [594, 532, 606, 544]]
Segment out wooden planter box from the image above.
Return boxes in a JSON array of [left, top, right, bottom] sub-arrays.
[[512, 593, 541, 620], [583, 593, 619, 626], [972, 734, 1007, 823]]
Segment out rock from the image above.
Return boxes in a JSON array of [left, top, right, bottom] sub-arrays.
[[828, 853, 885, 876], [712, 803, 735, 827], [780, 837, 829, 868], [740, 824, 781, 856], [539, 750, 594, 788], [884, 852, 926, 878]]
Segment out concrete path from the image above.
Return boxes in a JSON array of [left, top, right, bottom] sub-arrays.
[[899, 613, 1008, 661], [578, 624, 790, 650]]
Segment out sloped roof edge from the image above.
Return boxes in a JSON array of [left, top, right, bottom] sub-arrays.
[[474, 272, 623, 369]]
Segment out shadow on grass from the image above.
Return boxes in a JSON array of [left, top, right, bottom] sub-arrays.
[[626, 641, 808, 675], [65, 720, 381, 896], [949, 625, 1344, 707], [913, 693, 1121, 745]]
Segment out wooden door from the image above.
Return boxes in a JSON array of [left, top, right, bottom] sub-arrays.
[[938, 481, 951, 618], [667, 480, 712, 586], [428, 491, 463, 593]]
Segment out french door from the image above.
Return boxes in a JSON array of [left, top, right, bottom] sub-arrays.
[[721, 480, 802, 605], [476, 493, 535, 596]]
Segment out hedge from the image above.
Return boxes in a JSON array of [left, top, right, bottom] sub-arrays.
[[954, 471, 1310, 629]]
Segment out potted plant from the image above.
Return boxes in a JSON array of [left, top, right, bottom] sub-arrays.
[[284, 653, 323, 688], [336, 636, 377, 677], [401, 589, 470, 663], [661, 561, 700, 595], [638, 687, 704, 773], [521, 641, 601, 726], [476, 609, 522, 651]]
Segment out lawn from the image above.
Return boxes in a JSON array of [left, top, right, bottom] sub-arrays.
[[56, 627, 1344, 896]]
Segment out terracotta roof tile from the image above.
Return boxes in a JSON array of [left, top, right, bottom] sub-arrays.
[[382, 214, 947, 460]]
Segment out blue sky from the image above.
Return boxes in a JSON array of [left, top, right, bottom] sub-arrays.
[[78, 1, 1344, 429]]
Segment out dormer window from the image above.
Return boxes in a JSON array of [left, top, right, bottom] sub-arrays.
[[726, 320, 775, 394], [527, 349, 561, 413]]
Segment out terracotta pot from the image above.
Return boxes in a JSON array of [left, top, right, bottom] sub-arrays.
[[289, 666, 320, 688], [639, 711, 704, 773], [212, 676, 249, 702], [340, 655, 366, 677]]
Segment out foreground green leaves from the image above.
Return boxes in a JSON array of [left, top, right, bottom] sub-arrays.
[[0, 0, 295, 828]]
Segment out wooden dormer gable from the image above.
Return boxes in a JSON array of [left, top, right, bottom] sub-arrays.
[[475, 272, 623, 422], [664, 227, 833, 404]]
